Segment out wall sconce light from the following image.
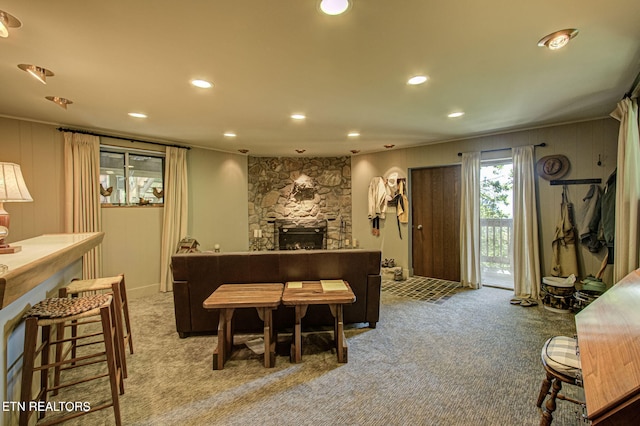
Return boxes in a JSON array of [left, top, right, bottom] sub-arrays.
[[0, 162, 34, 253], [18, 64, 54, 84], [537, 29, 579, 50], [0, 10, 22, 38], [45, 96, 73, 109]]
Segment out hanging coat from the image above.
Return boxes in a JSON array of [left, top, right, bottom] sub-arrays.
[[368, 177, 388, 219], [577, 184, 601, 251], [551, 187, 579, 277], [397, 180, 409, 224]]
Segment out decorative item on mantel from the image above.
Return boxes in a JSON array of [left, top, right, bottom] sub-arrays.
[[0, 162, 33, 254], [251, 229, 263, 251]]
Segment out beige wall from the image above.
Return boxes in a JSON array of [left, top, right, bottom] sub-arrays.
[[352, 118, 619, 284], [187, 147, 249, 253], [0, 117, 65, 242], [101, 206, 163, 297], [0, 117, 248, 298]]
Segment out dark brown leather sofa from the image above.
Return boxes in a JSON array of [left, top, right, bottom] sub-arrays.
[[171, 249, 382, 337]]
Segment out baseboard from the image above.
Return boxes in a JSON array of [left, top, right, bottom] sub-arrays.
[[128, 283, 161, 299]]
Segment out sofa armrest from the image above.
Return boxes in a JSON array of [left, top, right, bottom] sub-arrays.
[[366, 274, 381, 328], [172, 280, 192, 338]]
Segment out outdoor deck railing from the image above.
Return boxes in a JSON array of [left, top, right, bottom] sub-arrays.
[[480, 218, 512, 271]]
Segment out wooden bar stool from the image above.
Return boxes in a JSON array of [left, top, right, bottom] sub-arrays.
[[19, 294, 124, 426], [536, 336, 585, 425], [59, 274, 133, 378]]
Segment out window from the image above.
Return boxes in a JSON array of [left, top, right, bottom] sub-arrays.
[[99, 147, 165, 206]]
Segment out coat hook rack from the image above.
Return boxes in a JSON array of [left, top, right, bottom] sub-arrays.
[[549, 178, 602, 186]]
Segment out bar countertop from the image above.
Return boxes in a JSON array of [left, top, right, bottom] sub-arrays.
[[0, 232, 104, 309]]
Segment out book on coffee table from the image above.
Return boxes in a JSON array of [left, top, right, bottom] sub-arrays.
[[320, 280, 347, 292], [287, 281, 303, 289]]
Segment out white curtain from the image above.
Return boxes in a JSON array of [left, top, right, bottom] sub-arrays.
[[611, 97, 640, 283], [460, 152, 481, 288], [63, 132, 103, 279], [159, 146, 189, 292], [512, 145, 541, 299]]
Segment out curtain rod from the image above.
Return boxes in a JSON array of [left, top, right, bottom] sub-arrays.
[[457, 142, 546, 157], [57, 127, 191, 150], [624, 70, 640, 99]]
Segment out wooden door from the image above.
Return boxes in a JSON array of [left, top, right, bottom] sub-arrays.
[[411, 166, 461, 281]]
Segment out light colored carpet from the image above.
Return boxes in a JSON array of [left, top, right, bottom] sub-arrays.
[[40, 280, 583, 426]]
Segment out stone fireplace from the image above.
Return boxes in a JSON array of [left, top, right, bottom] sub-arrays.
[[248, 156, 352, 250]]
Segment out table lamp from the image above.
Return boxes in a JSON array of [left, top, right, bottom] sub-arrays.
[[0, 162, 33, 253]]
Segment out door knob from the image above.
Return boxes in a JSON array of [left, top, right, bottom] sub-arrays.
[[417, 224, 423, 230]]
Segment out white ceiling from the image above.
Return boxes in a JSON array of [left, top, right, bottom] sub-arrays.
[[1, 1, 639, 156]]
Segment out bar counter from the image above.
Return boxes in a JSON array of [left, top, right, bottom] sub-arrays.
[[0, 232, 104, 424], [0, 233, 104, 309]]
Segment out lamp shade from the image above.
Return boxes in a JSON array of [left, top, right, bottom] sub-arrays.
[[0, 162, 33, 202]]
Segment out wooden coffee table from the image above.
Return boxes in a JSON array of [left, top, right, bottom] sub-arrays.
[[282, 280, 356, 363], [203, 283, 284, 370]]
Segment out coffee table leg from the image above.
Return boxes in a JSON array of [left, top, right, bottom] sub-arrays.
[[213, 308, 234, 370], [291, 305, 308, 363], [330, 304, 348, 363]]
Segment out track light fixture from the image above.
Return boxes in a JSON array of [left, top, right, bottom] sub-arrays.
[[45, 96, 73, 110], [537, 29, 579, 50], [18, 64, 54, 84], [0, 10, 22, 38]]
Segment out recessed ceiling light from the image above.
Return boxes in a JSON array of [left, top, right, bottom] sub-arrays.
[[319, 0, 350, 15], [537, 29, 578, 50], [224, 132, 237, 138], [18, 64, 54, 84], [238, 149, 249, 154], [348, 132, 360, 138], [45, 96, 73, 110], [128, 112, 147, 118], [407, 75, 428, 85], [291, 113, 306, 120], [350, 150, 360, 154], [0, 10, 22, 38], [448, 111, 465, 118], [295, 149, 306, 154], [384, 144, 395, 149], [191, 79, 213, 89]]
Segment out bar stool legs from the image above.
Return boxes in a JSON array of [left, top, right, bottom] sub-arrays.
[[58, 274, 133, 379], [536, 336, 585, 426], [19, 294, 124, 426]]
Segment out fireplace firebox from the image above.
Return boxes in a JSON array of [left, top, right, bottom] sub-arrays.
[[276, 220, 327, 250]]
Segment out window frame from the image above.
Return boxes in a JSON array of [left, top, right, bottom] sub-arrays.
[[99, 145, 165, 207]]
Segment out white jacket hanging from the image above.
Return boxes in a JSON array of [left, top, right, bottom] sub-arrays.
[[368, 177, 387, 219]]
